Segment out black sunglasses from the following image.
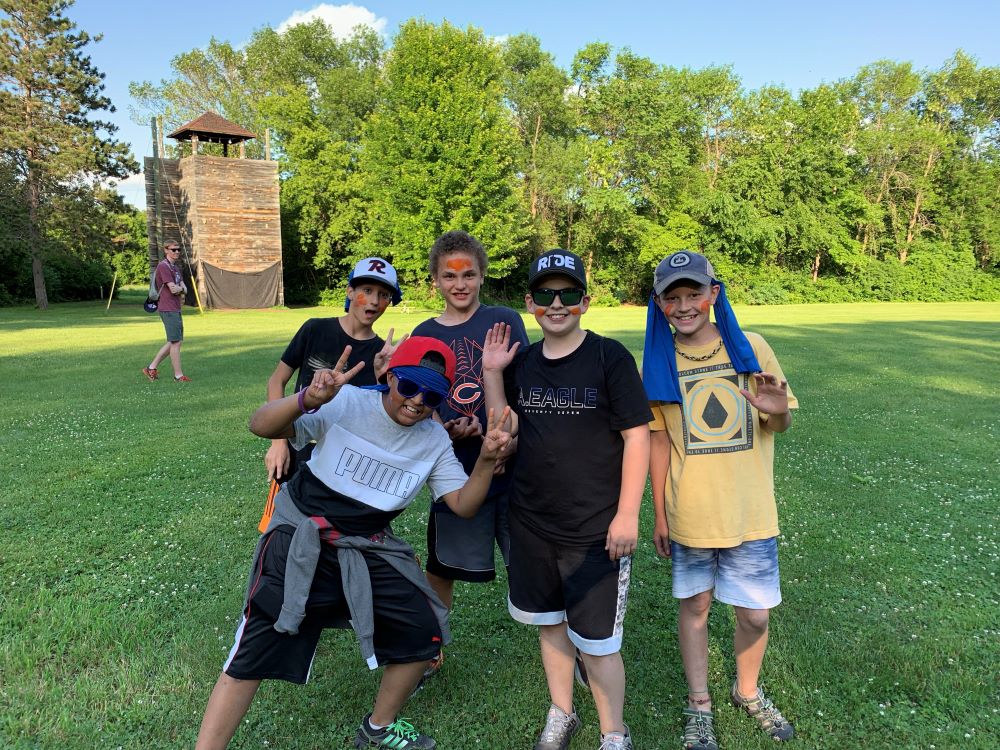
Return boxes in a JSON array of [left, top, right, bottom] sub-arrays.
[[530, 287, 585, 306], [394, 376, 446, 408]]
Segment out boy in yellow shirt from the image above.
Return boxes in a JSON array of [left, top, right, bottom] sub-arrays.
[[643, 251, 798, 750]]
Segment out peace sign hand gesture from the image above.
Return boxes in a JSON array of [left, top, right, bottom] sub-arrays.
[[373, 328, 409, 381], [479, 407, 514, 462], [302, 345, 366, 410]]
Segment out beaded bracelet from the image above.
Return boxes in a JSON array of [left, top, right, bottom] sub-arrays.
[[297, 388, 319, 414]]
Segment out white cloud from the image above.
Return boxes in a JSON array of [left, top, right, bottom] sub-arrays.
[[276, 4, 387, 39]]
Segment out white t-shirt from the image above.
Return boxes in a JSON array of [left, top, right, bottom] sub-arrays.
[[292, 385, 468, 512]]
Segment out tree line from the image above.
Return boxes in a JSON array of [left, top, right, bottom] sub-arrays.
[[3, 2, 999, 307]]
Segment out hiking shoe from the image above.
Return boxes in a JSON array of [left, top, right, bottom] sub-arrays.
[[599, 724, 632, 750], [174, 375, 191, 382], [682, 708, 717, 750], [354, 714, 435, 749], [534, 704, 581, 750], [731, 684, 795, 741], [142, 367, 158, 381], [574, 648, 590, 690]]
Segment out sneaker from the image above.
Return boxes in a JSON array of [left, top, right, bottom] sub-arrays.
[[574, 649, 590, 690], [174, 375, 191, 382], [599, 724, 632, 750], [681, 708, 718, 750], [731, 683, 795, 741], [142, 367, 158, 381], [534, 704, 581, 750], [354, 714, 435, 749]]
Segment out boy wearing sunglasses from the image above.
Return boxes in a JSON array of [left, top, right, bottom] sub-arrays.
[[195, 337, 513, 750], [411, 231, 529, 657], [482, 250, 651, 750]]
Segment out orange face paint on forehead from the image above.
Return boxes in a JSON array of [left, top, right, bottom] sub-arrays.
[[445, 257, 474, 272]]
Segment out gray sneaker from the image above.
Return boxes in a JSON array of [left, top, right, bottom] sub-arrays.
[[599, 724, 632, 750], [534, 704, 581, 750], [731, 684, 795, 741]]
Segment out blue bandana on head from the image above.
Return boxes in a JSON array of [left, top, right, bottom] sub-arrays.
[[642, 280, 760, 404], [364, 365, 451, 402]]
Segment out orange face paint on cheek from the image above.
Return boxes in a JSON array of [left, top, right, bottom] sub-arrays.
[[699, 300, 711, 313], [663, 303, 675, 316], [445, 257, 473, 272], [569, 307, 581, 315], [534, 307, 546, 317], [355, 293, 367, 305]]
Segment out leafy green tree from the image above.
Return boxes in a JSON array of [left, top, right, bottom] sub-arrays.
[[359, 20, 530, 290], [0, 0, 135, 308]]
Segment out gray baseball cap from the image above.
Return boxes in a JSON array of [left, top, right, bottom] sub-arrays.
[[653, 251, 715, 295]]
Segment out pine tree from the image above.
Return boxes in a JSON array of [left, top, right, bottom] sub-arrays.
[[0, 0, 134, 309]]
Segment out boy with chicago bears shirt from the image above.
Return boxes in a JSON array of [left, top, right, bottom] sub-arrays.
[[482, 249, 650, 750], [412, 231, 529, 616]]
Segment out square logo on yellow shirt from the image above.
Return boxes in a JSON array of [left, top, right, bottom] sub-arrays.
[[679, 363, 755, 455]]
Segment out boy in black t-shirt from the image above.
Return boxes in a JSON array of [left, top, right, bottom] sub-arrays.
[[482, 250, 651, 750], [263, 257, 407, 487]]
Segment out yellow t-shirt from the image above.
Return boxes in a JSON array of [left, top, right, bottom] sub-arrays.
[[649, 331, 798, 548]]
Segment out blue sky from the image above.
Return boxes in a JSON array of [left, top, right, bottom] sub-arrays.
[[66, 0, 1000, 207]]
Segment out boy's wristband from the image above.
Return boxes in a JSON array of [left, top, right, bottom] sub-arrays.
[[297, 388, 319, 414]]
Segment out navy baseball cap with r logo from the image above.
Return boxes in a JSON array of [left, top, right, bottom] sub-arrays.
[[653, 251, 716, 295], [345, 256, 403, 310]]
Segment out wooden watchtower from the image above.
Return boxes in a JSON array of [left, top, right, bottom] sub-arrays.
[[144, 111, 283, 308]]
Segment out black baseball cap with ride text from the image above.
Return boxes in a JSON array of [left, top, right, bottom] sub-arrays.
[[528, 249, 587, 290]]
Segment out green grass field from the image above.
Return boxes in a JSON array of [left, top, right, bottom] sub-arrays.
[[1, 290, 997, 749]]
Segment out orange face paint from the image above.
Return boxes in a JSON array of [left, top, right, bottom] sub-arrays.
[[445, 257, 474, 272], [663, 303, 676, 316], [354, 293, 367, 305], [569, 307, 581, 315], [699, 300, 711, 313], [534, 307, 546, 317]]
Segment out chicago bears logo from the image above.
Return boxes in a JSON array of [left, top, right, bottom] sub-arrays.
[[452, 382, 481, 406]]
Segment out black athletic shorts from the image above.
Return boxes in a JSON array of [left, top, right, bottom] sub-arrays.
[[506, 511, 631, 656], [223, 527, 442, 683], [426, 493, 510, 583]]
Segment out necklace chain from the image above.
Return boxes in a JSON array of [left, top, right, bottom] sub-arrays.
[[675, 337, 723, 362]]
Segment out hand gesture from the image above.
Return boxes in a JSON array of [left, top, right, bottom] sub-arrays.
[[606, 512, 638, 561], [480, 407, 513, 462], [443, 415, 483, 441], [653, 515, 671, 558], [483, 323, 520, 373], [265, 440, 291, 482], [303, 346, 365, 410], [373, 328, 409, 381], [740, 372, 789, 416]]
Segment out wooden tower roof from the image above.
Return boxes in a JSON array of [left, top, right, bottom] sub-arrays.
[[167, 111, 256, 143]]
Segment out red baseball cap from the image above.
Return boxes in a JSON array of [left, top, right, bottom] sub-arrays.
[[387, 336, 457, 386]]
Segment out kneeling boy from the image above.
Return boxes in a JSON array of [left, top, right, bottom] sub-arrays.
[[195, 337, 512, 750]]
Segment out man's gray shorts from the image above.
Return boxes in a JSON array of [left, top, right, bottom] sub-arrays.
[[159, 311, 183, 342]]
